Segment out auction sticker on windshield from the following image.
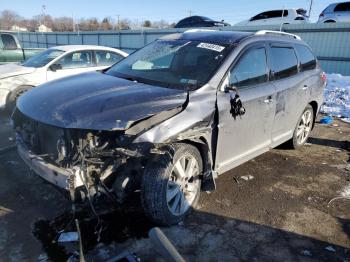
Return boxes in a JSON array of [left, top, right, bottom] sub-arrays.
[[197, 43, 225, 52]]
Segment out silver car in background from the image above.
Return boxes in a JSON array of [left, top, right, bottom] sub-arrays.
[[318, 2, 350, 23]]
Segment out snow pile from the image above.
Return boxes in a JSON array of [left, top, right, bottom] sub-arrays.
[[321, 74, 350, 123]]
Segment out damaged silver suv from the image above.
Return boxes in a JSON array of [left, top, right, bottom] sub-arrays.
[[13, 30, 326, 225]]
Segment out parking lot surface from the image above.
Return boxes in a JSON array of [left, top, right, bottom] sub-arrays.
[[0, 112, 349, 261]]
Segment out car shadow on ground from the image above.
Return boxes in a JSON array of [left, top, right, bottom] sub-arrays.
[[80, 207, 350, 261]]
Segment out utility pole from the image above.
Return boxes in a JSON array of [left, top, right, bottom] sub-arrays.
[[115, 14, 120, 30], [41, 5, 46, 26], [308, 0, 314, 18]]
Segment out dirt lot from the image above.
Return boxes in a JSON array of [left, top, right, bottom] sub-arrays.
[[0, 111, 349, 261]]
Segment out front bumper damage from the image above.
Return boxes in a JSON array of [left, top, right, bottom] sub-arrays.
[[17, 135, 84, 190]]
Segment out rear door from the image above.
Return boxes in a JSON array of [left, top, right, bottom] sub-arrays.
[[94, 50, 124, 70], [215, 44, 276, 173], [268, 43, 306, 147]]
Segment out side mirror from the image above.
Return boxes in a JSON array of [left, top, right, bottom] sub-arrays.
[[49, 64, 62, 72], [224, 83, 237, 93]]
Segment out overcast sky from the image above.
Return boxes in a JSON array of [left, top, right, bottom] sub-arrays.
[[1, 0, 337, 24]]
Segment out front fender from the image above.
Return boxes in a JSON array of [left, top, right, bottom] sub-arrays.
[[133, 88, 217, 144]]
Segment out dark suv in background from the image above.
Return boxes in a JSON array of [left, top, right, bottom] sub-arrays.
[[13, 30, 326, 225], [174, 16, 231, 28]]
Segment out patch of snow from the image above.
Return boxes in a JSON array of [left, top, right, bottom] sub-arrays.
[[321, 74, 350, 120], [340, 184, 350, 198]]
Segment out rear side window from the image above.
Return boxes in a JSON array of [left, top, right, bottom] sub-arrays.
[[251, 10, 288, 21], [230, 47, 268, 88], [334, 2, 350, 11], [295, 45, 317, 71], [1, 34, 18, 50], [270, 46, 298, 80], [96, 51, 123, 66]]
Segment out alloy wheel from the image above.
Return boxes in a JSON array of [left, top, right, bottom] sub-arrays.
[[167, 154, 200, 216]]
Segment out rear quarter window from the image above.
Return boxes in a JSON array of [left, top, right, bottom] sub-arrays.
[[295, 45, 317, 71], [334, 2, 350, 12], [270, 46, 298, 80], [1, 34, 18, 50]]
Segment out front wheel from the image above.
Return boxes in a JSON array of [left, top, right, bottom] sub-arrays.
[[141, 143, 202, 225], [291, 105, 314, 149]]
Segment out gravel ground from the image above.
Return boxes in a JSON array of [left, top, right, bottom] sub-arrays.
[[0, 112, 349, 261]]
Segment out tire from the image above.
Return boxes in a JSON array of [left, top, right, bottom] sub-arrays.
[[290, 105, 314, 149], [324, 20, 336, 23], [6, 86, 33, 113], [141, 143, 202, 225]]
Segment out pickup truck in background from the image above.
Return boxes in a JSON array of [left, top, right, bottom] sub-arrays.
[[0, 33, 45, 64]]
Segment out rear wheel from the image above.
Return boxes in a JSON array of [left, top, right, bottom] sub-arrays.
[[141, 143, 202, 225], [291, 105, 314, 149]]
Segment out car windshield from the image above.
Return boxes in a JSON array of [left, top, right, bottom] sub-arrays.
[[106, 40, 231, 90], [22, 49, 64, 68]]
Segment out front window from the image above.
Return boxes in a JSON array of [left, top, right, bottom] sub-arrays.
[[56, 50, 94, 69], [230, 47, 268, 88], [106, 40, 232, 90], [22, 49, 64, 68]]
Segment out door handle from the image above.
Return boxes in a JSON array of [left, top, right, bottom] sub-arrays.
[[264, 96, 273, 104], [302, 84, 308, 90]]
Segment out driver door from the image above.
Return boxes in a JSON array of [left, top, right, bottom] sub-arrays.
[[215, 44, 276, 174], [46, 50, 96, 81]]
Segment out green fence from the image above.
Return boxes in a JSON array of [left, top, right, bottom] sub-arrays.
[[12, 23, 350, 75]]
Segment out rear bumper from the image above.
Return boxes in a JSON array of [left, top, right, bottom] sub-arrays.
[[17, 136, 83, 190]]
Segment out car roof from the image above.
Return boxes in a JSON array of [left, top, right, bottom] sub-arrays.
[[161, 30, 254, 45], [48, 45, 123, 53]]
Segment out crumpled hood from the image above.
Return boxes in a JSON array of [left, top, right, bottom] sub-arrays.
[[17, 72, 188, 131], [0, 64, 36, 79]]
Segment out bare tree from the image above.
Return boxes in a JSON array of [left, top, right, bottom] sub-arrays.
[[143, 20, 152, 28], [53, 17, 74, 31], [101, 17, 112, 31], [0, 10, 20, 30], [119, 18, 131, 30]]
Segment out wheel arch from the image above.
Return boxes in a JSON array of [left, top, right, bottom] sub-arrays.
[[309, 101, 318, 129], [175, 136, 216, 191]]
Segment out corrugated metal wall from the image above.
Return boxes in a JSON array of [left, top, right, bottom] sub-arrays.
[[13, 23, 350, 75]]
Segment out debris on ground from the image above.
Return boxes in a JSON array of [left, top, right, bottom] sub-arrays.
[[58, 232, 79, 243], [320, 116, 333, 124], [233, 176, 240, 184], [240, 175, 254, 181], [325, 246, 336, 252], [300, 250, 312, 256]]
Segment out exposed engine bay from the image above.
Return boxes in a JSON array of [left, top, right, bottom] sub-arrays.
[[12, 109, 163, 207]]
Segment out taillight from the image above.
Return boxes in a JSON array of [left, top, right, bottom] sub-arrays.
[[321, 72, 327, 83]]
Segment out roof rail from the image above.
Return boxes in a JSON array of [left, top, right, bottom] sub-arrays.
[[255, 30, 301, 40], [184, 29, 217, 33]]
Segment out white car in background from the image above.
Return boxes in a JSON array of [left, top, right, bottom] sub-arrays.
[[318, 2, 350, 23], [235, 8, 309, 26], [0, 45, 128, 111]]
